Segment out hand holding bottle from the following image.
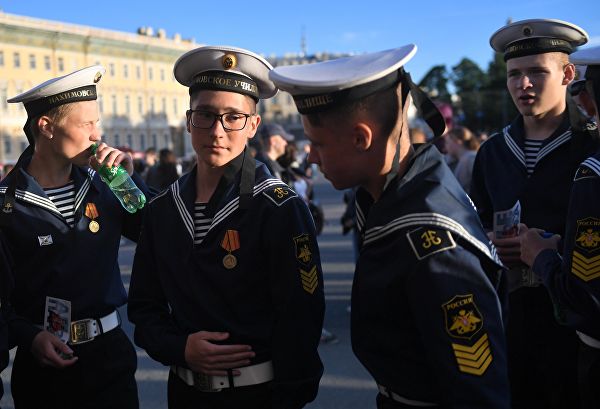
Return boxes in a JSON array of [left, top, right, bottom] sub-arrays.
[[90, 143, 146, 213]]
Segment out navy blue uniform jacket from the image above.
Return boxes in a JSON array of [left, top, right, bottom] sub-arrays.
[[128, 154, 325, 409], [533, 152, 600, 340], [351, 144, 510, 408], [0, 157, 149, 349]]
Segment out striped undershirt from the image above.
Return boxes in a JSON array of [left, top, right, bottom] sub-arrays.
[[44, 182, 76, 227], [194, 202, 212, 245], [523, 139, 544, 176]]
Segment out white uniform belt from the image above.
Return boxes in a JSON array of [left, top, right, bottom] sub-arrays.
[[378, 384, 438, 407], [69, 310, 120, 345], [172, 360, 274, 392], [577, 331, 600, 349]]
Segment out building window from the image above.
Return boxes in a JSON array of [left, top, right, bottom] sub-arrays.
[[163, 134, 168, 148], [44, 56, 51, 70], [0, 51, 4, 66], [136, 66, 141, 80], [20, 141, 27, 153], [13, 52, 20, 68], [98, 95, 104, 114], [149, 97, 155, 114], [114, 134, 120, 147], [161, 97, 166, 114], [138, 96, 143, 115], [109, 63, 115, 76], [173, 98, 178, 116], [152, 134, 158, 148], [148, 67, 153, 81], [111, 95, 117, 114], [29, 54, 36, 69], [125, 95, 130, 114], [4, 138, 11, 155], [123, 65, 129, 78], [58, 57, 64, 72], [160, 69, 165, 82], [140, 134, 146, 150], [127, 134, 133, 148]]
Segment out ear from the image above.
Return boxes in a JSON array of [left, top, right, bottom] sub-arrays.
[[563, 63, 576, 85], [353, 122, 373, 151], [37, 116, 53, 140], [248, 114, 261, 140], [185, 110, 192, 134]]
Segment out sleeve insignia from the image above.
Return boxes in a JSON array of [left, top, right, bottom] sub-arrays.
[[442, 294, 483, 340], [452, 333, 493, 376], [293, 233, 313, 266], [572, 217, 600, 281], [574, 165, 597, 181], [262, 185, 298, 207], [407, 227, 456, 260], [300, 265, 318, 294]]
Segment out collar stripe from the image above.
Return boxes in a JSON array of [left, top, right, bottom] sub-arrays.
[[503, 126, 526, 167], [0, 187, 61, 216], [581, 157, 600, 177], [171, 181, 195, 239], [537, 130, 572, 163], [363, 212, 498, 264]]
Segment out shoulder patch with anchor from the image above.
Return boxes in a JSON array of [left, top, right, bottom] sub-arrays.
[[262, 185, 298, 207], [575, 158, 600, 181], [407, 226, 456, 260]]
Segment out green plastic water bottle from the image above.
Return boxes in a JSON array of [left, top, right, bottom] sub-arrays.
[[91, 144, 146, 213]]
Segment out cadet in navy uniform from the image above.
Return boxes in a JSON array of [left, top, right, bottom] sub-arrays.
[[127, 46, 324, 409], [0, 66, 147, 408], [470, 19, 600, 409], [270, 46, 509, 407], [521, 45, 600, 409]]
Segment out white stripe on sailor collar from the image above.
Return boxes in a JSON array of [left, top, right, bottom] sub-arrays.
[[170, 178, 286, 241], [581, 157, 600, 177], [503, 126, 527, 168], [536, 129, 572, 164]]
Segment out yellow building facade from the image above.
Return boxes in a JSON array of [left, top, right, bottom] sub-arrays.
[[0, 11, 199, 166]]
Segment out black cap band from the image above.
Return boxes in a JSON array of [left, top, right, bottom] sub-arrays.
[[24, 85, 98, 118], [189, 71, 259, 101], [293, 70, 401, 114], [504, 38, 573, 61]]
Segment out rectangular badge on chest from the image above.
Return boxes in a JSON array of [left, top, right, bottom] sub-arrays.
[[44, 296, 72, 344]]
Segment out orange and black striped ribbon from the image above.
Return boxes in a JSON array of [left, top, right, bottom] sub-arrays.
[[221, 230, 240, 252]]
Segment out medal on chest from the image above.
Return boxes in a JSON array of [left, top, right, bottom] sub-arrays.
[[85, 202, 100, 233], [221, 230, 240, 269]]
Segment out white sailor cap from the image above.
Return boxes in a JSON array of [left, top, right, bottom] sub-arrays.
[[571, 46, 600, 101], [269, 45, 446, 137], [270, 45, 416, 114], [490, 19, 588, 61], [7, 65, 105, 145], [174, 45, 277, 101], [8, 64, 104, 118]]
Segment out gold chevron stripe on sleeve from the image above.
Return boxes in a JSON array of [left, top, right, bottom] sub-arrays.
[[573, 251, 600, 264], [572, 262, 600, 276], [300, 266, 318, 294], [451, 333, 493, 376]]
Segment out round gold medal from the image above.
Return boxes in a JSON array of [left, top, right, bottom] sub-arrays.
[[88, 220, 100, 233], [223, 254, 237, 269]]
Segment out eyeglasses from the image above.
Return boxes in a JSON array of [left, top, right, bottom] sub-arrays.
[[187, 110, 254, 131]]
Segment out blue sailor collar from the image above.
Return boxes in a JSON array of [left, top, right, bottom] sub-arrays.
[[0, 155, 97, 218], [503, 112, 572, 169]]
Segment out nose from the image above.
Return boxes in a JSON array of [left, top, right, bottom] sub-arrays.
[[517, 74, 532, 89]]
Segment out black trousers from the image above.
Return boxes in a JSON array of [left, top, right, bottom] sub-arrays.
[[11, 327, 138, 409], [167, 370, 272, 409], [506, 287, 580, 409], [578, 339, 600, 409]]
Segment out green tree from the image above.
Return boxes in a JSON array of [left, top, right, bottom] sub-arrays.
[[418, 65, 451, 103], [481, 52, 518, 132], [451, 58, 486, 131]]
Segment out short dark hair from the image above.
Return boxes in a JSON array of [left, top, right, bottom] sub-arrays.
[[304, 83, 401, 138]]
